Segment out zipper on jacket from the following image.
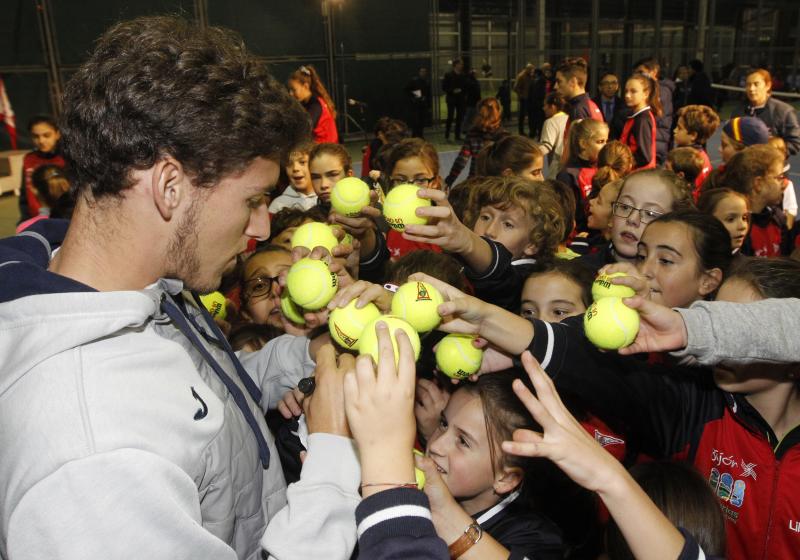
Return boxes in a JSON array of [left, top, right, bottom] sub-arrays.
[[762, 457, 781, 560]]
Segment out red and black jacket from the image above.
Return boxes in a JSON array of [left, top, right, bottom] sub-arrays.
[[620, 107, 657, 170], [691, 145, 713, 201], [557, 159, 597, 232], [564, 93, 604, 140], [741, 206, 793, 258], [304, 96, 338, 144], [525, 316, 800, 560]]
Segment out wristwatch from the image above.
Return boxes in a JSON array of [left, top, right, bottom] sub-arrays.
[[448, 521, 482, 559]]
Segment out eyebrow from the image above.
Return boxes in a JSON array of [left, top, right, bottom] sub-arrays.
[[655, 244, 682, 256], [549, 299, 577, 306]]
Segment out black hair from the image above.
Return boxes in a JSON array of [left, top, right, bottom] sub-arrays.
[[606, 461, 726, 559], [524, 259, 595, 309], [689, 59, 704, 73], [61, 16, 309, 198], [727, 257, 800, 299], [27, 114, 59, 132], [650, 210, 733, 280]]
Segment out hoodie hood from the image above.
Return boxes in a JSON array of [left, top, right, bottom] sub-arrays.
[[0, 219, 178, 391]]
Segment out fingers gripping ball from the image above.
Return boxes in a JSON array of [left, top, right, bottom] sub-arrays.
[[435, 334, 483, 379], [583, 297, 640, 350], [286, 258, 339, 311], [390, 280, 444, 333], [591, 272, 636, 301], [199, 291, 227, 320], [291, 222, 339, 253], [413, 449, 426, 489], [280, 292, 306, 325], [382, 183, 431, 232], [329, 299, 381, 350], [358, 316, 421, 365], [331, 177, 371, 217]]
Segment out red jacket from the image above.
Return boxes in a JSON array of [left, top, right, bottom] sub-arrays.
[[20, 150, 66, 220], [620, 107, 657, 170], [692, 146, 713, 201], [741, 207, 792, 258], [528, 316, 800, 560], [305, 96, 338, 144]]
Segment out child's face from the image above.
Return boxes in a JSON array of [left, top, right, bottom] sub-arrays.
[[310, 153, 351, 203], [623, 79, 648, 109], [427, 390, 500, 508], [473, 204, 538, 259], [515, 155, 545, 182], [712, 279, 796, 395], [719, 132, 739, 163], [285, 152, 312, 194], [712, 194, 750, 251], [31, 123, 60, 154], [636, 221, 716, 308], [543, 103, 556, 118], [391, 156, 440, 190], [243, 250, 293, 327], [287, 79, 312, 103], [611, 176, 675, 259], [579, 130, 608, 162], [586, 184, 616, 231], [520, 272, 587, 323], [754, 159, 787, 207], [673, 117, 696, 147]]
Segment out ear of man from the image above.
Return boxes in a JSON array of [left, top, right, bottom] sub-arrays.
[[151, 156, 190, 221]]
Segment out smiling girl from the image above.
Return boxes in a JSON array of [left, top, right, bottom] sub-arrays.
[[698, 188, 750, 253]]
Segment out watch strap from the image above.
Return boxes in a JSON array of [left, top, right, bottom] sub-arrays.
[[448, 522, 482, 559]]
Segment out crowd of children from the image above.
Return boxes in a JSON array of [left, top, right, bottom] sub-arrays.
[[12, 49, 800, 560]]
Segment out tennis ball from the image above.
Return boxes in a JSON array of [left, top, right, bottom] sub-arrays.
[[390, 280, 444, 333], [199, 291, 227, 320], [286, 258, 338, 310], [329, 299, 381, 350], [591, 272, 636, 301], [358, 315, 421, 365], [280, 292, 306, 325], [583, 296, 640, 350], [413, 449, 426, 489], [382, 183, 431, 231], [291, 221, 338, 253], [435, 334, 483, 379], [331, 177, 371, 217]]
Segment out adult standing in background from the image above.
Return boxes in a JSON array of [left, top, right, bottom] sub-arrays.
[[687, 59, 716, 109], [513, 63, 535, 135], [288, 65, 339, 144], [442, 58, 468, 142], [528, 68, 548, 140], [461, 68, 482, 134], [634, 57, 675, 165], [733, 68, 800, 155], [592, 72, 626, 140], [405, 67, 431, 138]]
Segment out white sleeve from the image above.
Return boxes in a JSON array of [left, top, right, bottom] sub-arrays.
[[261, 433, 361, 560], [7, 449, 235, 560], [238, 334, 316, 411], [539, 118, 557, 155], [783, 180, 797, 216]]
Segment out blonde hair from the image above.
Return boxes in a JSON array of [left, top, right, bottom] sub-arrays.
[[463, 176, 566, 258], [565, 119, 609, 165]]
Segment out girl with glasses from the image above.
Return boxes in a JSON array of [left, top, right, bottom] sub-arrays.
[[578, 168, 694, 274]]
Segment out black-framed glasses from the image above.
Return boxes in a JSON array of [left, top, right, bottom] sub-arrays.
[[389, 176, 436, 187], [612, 202, 664, 224], [243, 275, 280, 300]]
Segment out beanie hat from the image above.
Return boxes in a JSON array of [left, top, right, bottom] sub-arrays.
[[722, 117, 770, 146]]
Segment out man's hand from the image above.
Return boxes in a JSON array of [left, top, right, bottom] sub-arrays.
[[618, 296, 689, 355]]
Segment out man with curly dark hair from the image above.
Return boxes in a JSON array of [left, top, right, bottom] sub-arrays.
[[0, 16, 362, 560]]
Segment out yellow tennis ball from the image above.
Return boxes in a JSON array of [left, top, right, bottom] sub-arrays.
[[591, 272, 636, 301], [358, 315, 421, 365], [390, 280, 444, 333], [331, 177, 371, 217], [583, 296, 640, 350], [199, 291, 227, 320], [280, 292, 306, 325], [329, 299, 381, 350], [286, 258, 338, 310], [413, 449, 426, 489], [290, 221, 338, 253], [382, 183, 431, 231], [435, 334, 483, 379]]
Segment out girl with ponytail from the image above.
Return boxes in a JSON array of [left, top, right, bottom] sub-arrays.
[[620, 73, 661, 170], [288, 65, 339, 143]]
